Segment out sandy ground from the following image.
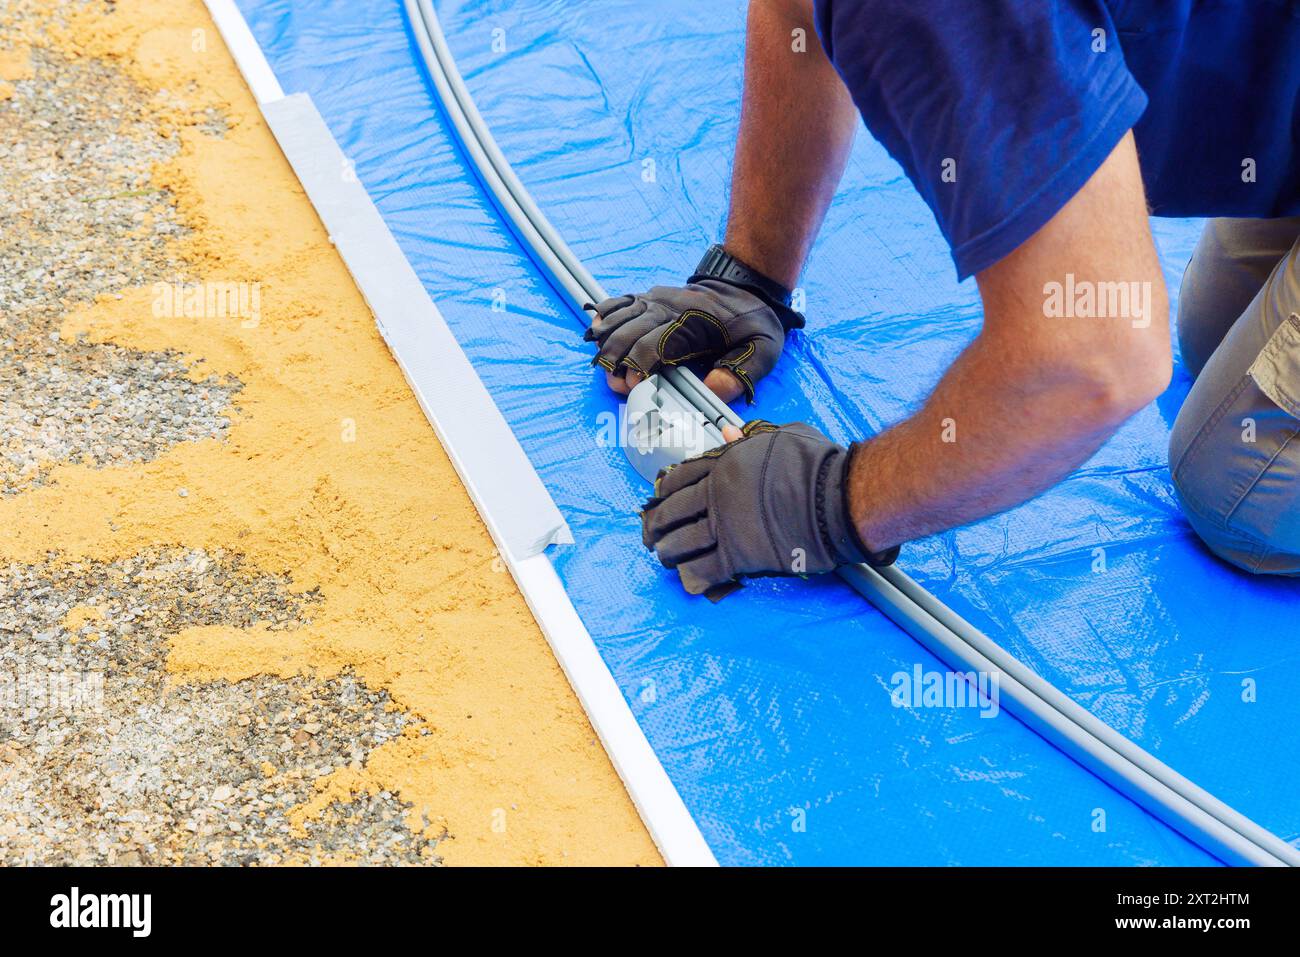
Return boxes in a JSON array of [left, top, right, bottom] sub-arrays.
[[0, 0, 659, 866]]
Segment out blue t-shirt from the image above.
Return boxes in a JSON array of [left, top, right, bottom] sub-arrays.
[[813, 0, 1300, 279]]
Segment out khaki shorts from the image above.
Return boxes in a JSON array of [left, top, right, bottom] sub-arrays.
[[1169, 217, 1300, 574]]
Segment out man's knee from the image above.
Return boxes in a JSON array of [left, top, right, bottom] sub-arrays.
[[1170, 377, 1300, 575], [1172, 482, 1300, 575]]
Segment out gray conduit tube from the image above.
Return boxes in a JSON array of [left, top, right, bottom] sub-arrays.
[[405, 0, 1299, 867]]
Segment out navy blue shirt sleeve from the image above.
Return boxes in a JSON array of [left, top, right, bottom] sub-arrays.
[[813, 0, 1149, 280]]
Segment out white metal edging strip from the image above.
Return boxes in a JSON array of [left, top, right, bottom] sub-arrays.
[[259, 92, 571, 560], [205, 0, 283, 103]]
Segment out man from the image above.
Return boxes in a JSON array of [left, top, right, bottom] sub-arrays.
[[584, 0, 1300, 594]]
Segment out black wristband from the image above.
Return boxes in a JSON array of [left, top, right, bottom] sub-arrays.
[[841, 443, 900, 568], [689, 244, 806, 333]]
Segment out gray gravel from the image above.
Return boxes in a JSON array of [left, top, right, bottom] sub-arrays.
[[0, 43, 241, 496], [0, 548, 442, 865]]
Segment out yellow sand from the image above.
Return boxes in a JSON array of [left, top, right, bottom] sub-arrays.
[[61, 605, 106, 643], [1, 0, 659, 866], [0, 40, 30, 101], [62, 605, 104, 629], [0, 43, 33, 81]]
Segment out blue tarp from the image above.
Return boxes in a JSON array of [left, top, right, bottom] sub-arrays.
[[238, 0, 1299, 865]]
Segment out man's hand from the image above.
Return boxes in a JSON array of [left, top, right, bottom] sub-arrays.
[[586, 280, 786, 403], [640, 420, 896, 596], [587, 0, 859, 404]]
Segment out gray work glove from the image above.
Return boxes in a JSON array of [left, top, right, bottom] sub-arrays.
[[584, 280, 797, 402], [640, 420, 898, 598]]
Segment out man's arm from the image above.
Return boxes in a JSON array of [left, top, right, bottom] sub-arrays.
[[640, 135, 1174, 595], [604, 0, 858, 401], [722, 0, 858, 290], [847, 131, 1173, 551]]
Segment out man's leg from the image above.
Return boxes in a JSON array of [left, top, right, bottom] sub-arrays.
[[1175, 217, 1300, 377], [1169, 219, 1300, 573]]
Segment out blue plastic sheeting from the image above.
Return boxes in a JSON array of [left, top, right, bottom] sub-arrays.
[[237, 0, 1298, 864]]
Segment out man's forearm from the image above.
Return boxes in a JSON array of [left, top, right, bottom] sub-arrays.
[[847, 332, 1144, 552], [846, 131, 1173, 553], [724, 0, 857, 288]]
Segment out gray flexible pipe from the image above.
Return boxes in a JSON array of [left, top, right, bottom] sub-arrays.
[[404, 0, 1299, 868]]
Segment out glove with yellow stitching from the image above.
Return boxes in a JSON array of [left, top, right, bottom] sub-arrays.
[[584, 280, 799, 402], [640, 420, 898, 597]]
